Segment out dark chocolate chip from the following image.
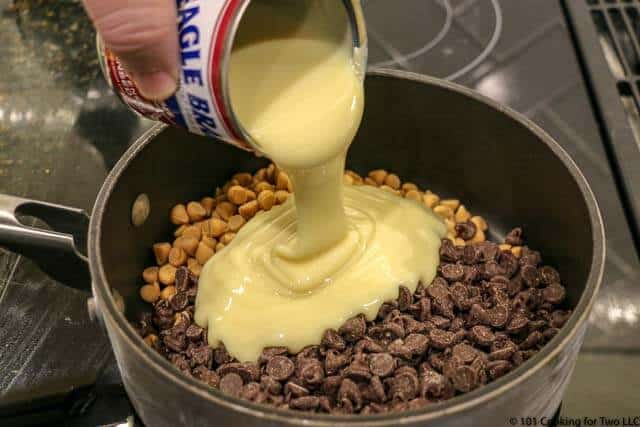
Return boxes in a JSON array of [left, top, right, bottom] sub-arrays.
[[456, 221, 477, 241], [487, 360, 512, 380], [429, 329, 455, 350], [470, 325, 495, 346], [339, 315, 367, 342], [220, 373, 244, 397], [369, 353, 396, 377], [452, 343, 477, 363], [259, 347, 288, 365], [322, 329, 346, 351], [505, 228, 523, 246], [441, 263, 465, 282], [397, 286, 413, 311], [338, 378, 363, 410], [450, 365, 478, 392], [539, 266, 561, 285], [266, 356, 295, 381], [290, 396, 320, 411], [543, 284, 566, 305], [193, 366, 219, 387]]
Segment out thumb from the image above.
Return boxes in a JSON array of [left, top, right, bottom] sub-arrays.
[[84, 0, 179, 100]]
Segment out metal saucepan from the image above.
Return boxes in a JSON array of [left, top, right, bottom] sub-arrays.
[[0, 70, 604, 426]]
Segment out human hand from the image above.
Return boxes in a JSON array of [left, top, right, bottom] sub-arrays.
[[83, 0, 179, 100]]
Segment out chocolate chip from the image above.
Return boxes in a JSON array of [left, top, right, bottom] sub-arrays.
[[325, 349, 349, 376], [354, 337, 385, 354], [431, 315, 451, 330], [241, 382, 261, 401], [368, 352, 395, 377], [450, 365, 478, 392], [520, 265, 540, 288], [368, 322, 405, 341], [505, 228, 523, 246], [368, 375, 387, 403], [539, 266, 561, 285], [397, 286, 413, 311], [543, 284, 566, 304], [187, 344, 213, 368], [318, 396, 332, 413], [487, 360, 512, 380], [284, 381, 309, 398], [463, 244, 482, 265], [193, 366, 219, 387], [429, 329, 455, 349], [338, 378, 363, 410], [550, 310, 572, 328], [290, 396, 320, 411], [260, 375, 282, 395], [322, 375, 343, 397], [220, 373, 244, 397], [419, 369, 451, 399], [404, 317, 428, 335], [259, 347, 288, 365], [299, 358, 325, 386], [339, 315, 366, 342], [489, 339, 517, 361], [343, 361, 372, 382], [440, 239, 461, 262], [453, 221, 475, 241], [391, 367, 419, 401], [412, 298, 432, 321], [185, 324, 203, 342], [441, 263, 465, 282], [213, 345, 233, 366], [487, 305, 510, 328], [218, 362, 260, 383], [498, 252, 519, 278], [452, 343, 477, 363], [163, 332, 186, 352], [170, 292, 189, 311], [266, 356, 295, 381], [519, 331, 542, 350], [170, 354, 191, 373], [542, 328, 560, 342], [322, 329, 346, 351], [405, 333, 429, 356], [470, 326, 495, 346], [478, 242, 500, 262], [506, 315, 529, 335], [519, 248, 542, 267], [174, 267, 191, 292]]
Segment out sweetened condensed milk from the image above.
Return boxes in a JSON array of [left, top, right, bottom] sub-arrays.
[[194, 0, 446, 362]]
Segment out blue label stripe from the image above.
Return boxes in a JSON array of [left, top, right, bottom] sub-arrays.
[[165, 95, 188, 129]]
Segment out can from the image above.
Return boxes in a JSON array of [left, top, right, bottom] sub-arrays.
[[98, 0, 368, 152]]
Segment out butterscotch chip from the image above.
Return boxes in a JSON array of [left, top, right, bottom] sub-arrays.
[[267, 163, 277, 182], [216, 202, 237, 221], [471, 216, 488, 231], [423, 192, 440, 208], [189, 262, 202, 277], [195, 242, 215, 265], [187, 201, 207, 222], [153, 243, 171, 265], [258, 190, 276, 211], [384, 173, 401, 190], [168, 247, 187, 267], [404, 190, 422, 202], [228, 185, 249, 205], [206, 218, 228, 238], [222, 179, 239, 194], [499, 243, 512, 251], [440, 199, 460, 211], [200, 197, 215, 216], [275, 190, 289, 204], [254, 181, 274, 193], [228, 215, 246, 232], [158, 264, 177, 285], [511, 246, 523, 258], [233, 172, 253, 187], [173, 224, 187, 238], [187, 257, 199, 269], [254, 168, 268, 182], [170, 204, 189, 225], [161, 285, 177, 300], [239, 200, 259, 219], [140, 282, 160, 303], [343, 174, 354, 185], [402, 182, 419, 193], [143, 334, 158, 347], [276, 172, 291, 191], [216, 242, 226, 252], [245, 189, 257, 201], [174, 236, 199, 256], [221, 232, 236, 245], [368, 169, 387, 186], [433, 205, 454, 219], [182, 225, 202, 240], [201, 235, 217, 250], [142, 266, 159, 283], [470, 229, 486, 243], [455, 205, 471, 223], [364, 177, 378, 186]]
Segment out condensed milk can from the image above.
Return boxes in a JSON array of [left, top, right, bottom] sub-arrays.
[[98, 0, 368, 152]]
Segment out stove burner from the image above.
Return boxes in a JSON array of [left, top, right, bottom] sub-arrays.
[[363, 0, 503, 81]]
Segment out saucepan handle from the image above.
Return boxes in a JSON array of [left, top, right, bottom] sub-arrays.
[[0, 194, 92, 290]]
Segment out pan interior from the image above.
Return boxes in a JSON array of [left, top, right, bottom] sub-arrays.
[[97, 73, 594, 408]]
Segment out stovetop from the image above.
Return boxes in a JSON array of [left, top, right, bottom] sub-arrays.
[[1, 0, 639, 425]]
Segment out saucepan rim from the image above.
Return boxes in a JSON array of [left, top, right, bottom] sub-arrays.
[[89, 69, 605, 425]]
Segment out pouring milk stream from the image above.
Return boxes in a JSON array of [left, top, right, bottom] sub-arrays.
[[100, 0, 446, 362]]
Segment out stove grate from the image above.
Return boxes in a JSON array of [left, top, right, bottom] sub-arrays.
[[564, 0, 640, 253]]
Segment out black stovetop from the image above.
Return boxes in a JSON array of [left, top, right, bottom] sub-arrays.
[[1, 0, 639, 425]]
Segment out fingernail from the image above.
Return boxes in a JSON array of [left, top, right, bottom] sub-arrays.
[[134, 71, 179, 101]]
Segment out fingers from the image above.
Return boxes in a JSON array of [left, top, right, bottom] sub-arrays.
[[84, 0, 179, 100]]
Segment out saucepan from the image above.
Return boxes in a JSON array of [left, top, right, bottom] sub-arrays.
[[0, 70, 604, 426]]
